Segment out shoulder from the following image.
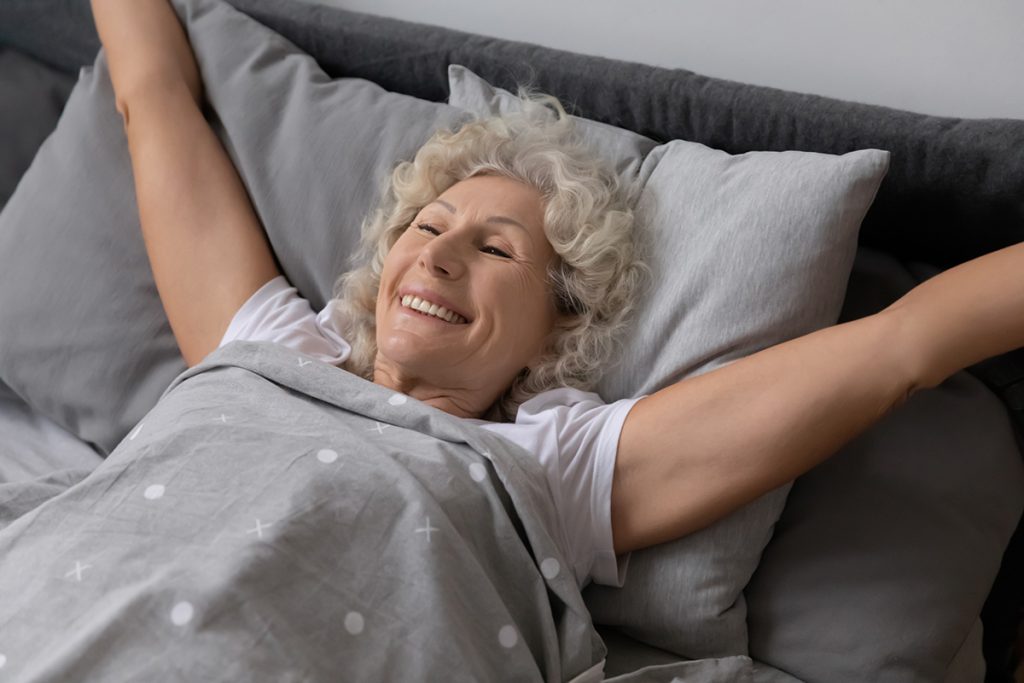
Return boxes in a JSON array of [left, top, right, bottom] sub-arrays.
[[476, 387, 641, 463], [516, 387, 608, 418], [515, 388, 641, 443], [220, 274, 352, 366]]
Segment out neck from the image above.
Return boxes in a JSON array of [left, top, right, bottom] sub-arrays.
[[371, 357, 498, 420]]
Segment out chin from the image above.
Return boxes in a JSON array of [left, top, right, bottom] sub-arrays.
[[377, 334, 443, 371]]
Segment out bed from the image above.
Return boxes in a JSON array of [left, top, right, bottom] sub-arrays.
[[0, 0, 1022, 680]]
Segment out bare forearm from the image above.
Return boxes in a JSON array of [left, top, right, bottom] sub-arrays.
[[123, 82, 280, 366], [91, 0, 202, 111], [614, 309, 913, 552], [887, 241, 1024, 391]]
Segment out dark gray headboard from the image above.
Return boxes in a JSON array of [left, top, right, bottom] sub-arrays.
[[2, 0, 1024, 270], [3, 0, 1021, 271]]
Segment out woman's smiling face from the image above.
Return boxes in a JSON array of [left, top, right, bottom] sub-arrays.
[[373, 174, 558, 416]]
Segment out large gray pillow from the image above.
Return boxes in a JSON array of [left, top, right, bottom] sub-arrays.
[[448, 65, 891, 659], [744, 247, 1024, 682], [0, 0, 466, 455]]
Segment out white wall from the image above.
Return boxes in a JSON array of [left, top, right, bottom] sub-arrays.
[[311, 0, 1024, 120]]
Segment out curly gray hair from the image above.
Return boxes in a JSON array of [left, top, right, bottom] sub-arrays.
[[330, 91, 646, 421]]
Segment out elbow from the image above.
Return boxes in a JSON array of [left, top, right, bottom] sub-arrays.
[[115, 97, 131, 128]]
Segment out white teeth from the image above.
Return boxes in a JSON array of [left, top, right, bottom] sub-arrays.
[[399, 294, 466, 324]]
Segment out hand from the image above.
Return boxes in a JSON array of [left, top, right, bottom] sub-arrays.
[[91, 0, 203, 110]]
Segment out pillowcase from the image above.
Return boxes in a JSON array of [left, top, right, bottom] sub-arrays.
[[449, 65, 890, 659], [447, 63, 657, 181], [0, 0, 468, 455], [0, 378, 103, 485], [744, 247, 1024, 681]]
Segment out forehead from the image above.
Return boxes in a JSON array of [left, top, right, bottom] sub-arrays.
[[430, 175, 544, 223]]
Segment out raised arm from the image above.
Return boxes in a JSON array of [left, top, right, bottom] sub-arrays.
[[91, 0, 282, 367], [611, 240, 1024, 555]]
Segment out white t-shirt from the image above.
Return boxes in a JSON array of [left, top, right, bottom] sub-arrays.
[[219, 275, 638, 589]]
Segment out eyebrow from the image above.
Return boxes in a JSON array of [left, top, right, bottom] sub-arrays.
[[430, 199, 528, 232]]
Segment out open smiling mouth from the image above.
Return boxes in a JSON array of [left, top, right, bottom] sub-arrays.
[[399, 295, 469, 324]]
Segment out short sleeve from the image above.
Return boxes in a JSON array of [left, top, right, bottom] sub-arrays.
[[219, 275, 352, 365], [477, 388, 642, 589]]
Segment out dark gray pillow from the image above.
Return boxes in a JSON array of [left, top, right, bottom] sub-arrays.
[[0, 48, 75, 209], [0, 0, 466, 454]]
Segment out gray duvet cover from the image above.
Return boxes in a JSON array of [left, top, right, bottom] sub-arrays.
[[0, 341, 770, 682], [0, 341, 605, 681]]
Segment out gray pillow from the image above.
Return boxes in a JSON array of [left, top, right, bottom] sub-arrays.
[[0, 0, 466, 455], [744, 247, 1024, 682], [449, 65, 891, 659], [0, 379, 103, 484], [448, 63, 657, 181]]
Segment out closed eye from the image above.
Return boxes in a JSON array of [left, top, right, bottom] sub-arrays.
[[415, 223, 512, 259]]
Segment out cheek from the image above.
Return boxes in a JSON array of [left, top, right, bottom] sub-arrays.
[[494, 270, 555, 333], [380, 242, 413, 291]]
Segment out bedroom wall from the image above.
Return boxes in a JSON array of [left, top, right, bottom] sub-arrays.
[[309, 0, 1024, 121]]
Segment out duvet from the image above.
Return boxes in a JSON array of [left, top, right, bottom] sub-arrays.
[[0, 341, 605, 682]]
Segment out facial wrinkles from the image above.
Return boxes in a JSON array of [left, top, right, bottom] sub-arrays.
[[376, 177, 556, 410], [417, 217, 528, 264], [404, 249, 550, 374]]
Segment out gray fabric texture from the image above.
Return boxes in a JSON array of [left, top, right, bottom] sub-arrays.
[[744, 247, 1024, 682], [448, 65, 891, 661], [0, 380, 103, 484], [0, 48, 75, 209], [0, 341, 604, 681], [595, 625, 802, 682], [0, 52, 183, 456], [447, 64, 657, 181], [594, 140, 889, 399], [2, 0, 1022, 268], [0, 0, 466, 455]]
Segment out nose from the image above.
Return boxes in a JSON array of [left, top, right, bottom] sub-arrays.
[[419, 232, 467, 279]]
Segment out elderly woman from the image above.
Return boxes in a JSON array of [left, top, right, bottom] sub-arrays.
[[93, 0, 1024, 588]]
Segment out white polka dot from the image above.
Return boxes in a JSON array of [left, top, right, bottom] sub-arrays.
[[387, 394, 407, 406], [498, 625, 518, 648], [540, 557, 560, 579], [344, 611, 364, 634], [170, 601, 194, 626], [144, 484, 165, 500], [0, 653, 6, 668], [468, 463, 487, 482], [317, 449, 338, 464]]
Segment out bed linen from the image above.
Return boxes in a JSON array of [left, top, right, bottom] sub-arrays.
[[0, 341, 792, 681], [0, 381, 103, 484], [1, 0, 1023, 679], [0, 340, 599, 680]]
